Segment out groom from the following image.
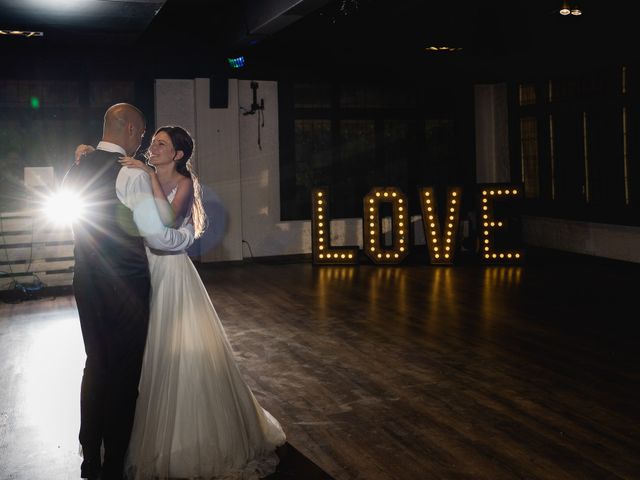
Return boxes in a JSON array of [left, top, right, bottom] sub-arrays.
[[63, 103, 194, 480]]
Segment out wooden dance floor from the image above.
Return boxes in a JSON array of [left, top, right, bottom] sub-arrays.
[[1, 248, 639, 479]]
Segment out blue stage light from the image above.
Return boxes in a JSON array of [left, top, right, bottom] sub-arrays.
[[227, 56, 245, 68]]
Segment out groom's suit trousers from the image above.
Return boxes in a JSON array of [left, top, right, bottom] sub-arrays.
[[74, 270, 150, 479]]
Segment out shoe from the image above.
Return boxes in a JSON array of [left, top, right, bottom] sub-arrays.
[[100, 463, 124, 480], [80, 457, 102, 479]]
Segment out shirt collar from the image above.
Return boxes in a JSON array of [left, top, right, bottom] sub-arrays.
[[96, 141, 126, 156]]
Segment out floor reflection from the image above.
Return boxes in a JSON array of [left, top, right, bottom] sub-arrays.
[[1, 303, 85, 479], [481, 266, 523, 328], [314, 265, 357, 320], [22, 317, 84, 449], [368, 267, 407, 324]]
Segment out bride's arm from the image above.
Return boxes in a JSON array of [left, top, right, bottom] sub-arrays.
[[167, 176, 194, 226], [75, 144, 95, 164], [118, 156, 176, 227], [118, 157, 193, 228]]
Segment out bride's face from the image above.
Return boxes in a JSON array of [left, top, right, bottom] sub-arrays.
[[147, 131, 181, 167]]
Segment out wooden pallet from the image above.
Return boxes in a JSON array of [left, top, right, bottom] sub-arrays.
[[0, 210, 74, 291]]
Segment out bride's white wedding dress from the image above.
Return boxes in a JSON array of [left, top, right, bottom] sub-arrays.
[[125, 189, 286, 480]]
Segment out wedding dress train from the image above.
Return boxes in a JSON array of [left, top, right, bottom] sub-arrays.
[[126, 192, 285, 479]]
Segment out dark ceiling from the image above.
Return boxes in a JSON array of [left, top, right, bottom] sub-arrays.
[[0, 0, 638, 82], [0, 0, 164, 46]]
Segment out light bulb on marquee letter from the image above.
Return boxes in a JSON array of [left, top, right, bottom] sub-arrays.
[[311, 188, 358, 265], [478, 183, 524, 263], [418, 186, 462, 265], [363, 187, 409, 265]]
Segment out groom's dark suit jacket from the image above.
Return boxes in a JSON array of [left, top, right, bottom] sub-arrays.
[[64, 149, 148, 277]]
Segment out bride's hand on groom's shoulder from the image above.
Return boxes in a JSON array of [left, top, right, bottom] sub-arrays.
[[75, 144, 95, 164], [119, 156, 155, 176]]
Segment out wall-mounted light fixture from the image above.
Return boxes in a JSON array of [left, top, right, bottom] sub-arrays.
[[242, 81, 264, 116]]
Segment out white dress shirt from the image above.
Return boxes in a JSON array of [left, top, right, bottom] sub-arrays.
[[96, 141, 194, 252]]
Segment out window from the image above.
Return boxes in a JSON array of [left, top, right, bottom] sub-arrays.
[[279, 81, 465, 220], [512, 65, 640, 225], [519, 117, 539, 199]]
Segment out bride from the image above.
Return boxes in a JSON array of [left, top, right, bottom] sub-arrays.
[[77, 126, 285, 479]]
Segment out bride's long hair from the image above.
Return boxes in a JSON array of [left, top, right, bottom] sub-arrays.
[[152, 125, 208, 238]]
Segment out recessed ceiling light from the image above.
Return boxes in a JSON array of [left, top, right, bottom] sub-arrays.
[[425, 46, 463, 52], [0, 30, 44, 38], [559, 1, 582, 15]]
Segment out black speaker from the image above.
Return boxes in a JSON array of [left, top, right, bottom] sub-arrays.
[[210, 76, 229, 109]]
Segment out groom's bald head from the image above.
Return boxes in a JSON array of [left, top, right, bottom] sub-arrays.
[[102, 103, 146, 156]]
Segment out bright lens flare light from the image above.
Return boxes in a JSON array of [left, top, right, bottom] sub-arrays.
[[44, 191, 85, 224]]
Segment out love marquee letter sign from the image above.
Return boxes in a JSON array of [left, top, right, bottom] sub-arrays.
[[310, 184, 523, 265]]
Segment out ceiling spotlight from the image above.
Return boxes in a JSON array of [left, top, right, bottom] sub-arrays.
[[0, 29, 44, 38], [425, 46, 463, 52], [559, 1, 581, 16]]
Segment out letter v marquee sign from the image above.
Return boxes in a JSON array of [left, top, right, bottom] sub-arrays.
[[418, 186, 462, 265]]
